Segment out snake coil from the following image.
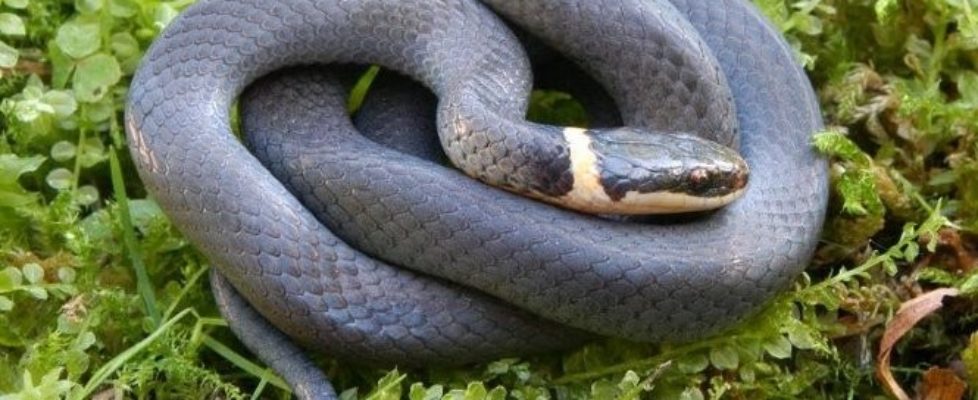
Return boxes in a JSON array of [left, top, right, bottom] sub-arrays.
[[125, 0, 828, 397]]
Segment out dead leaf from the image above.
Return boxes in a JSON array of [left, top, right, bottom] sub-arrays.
[[876, 288, 960, 400], [918, 367, 966, 400]]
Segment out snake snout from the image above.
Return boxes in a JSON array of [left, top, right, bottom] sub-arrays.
[[682, 148, 750, 198]]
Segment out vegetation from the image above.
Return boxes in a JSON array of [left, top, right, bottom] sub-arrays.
[[1, 0, 977, 398]]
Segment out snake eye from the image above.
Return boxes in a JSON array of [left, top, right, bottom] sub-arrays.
[[685, 168, 718, 195], [689, 168, 710, 184]]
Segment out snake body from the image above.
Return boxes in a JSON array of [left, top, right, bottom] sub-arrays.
[[124, 0, 828, 398]]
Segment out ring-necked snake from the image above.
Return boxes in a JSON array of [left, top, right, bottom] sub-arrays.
[[124, 0, 828, 398]]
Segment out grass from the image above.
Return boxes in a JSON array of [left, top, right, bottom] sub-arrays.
[[1, 0, 978, 399]]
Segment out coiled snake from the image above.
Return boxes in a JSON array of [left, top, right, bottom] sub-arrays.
[[124, 0, 828, 397]]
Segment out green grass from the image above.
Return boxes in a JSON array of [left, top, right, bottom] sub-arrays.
[[1, 0, 978, 398]]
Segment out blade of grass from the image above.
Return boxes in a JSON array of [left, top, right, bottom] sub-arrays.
[[70, 122, 86, 192], [109, 146, 161, 327], [202, 334, 291, 392], [251, 376, 270, 400], [190, 317, 228, 344], [346, 65, 380, 113], [162, 264, 209, 320]]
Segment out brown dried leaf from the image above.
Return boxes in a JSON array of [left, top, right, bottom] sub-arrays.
[[876, 288, 960, 400], [918, 367, 966, 400]]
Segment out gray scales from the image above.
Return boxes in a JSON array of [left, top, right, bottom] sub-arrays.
[[124, 0, 829, 398]]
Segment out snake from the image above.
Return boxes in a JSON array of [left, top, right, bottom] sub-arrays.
[[123, 0, 828, 398]]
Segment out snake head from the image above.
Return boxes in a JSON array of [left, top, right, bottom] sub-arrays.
[[554, 127, 749, 215]]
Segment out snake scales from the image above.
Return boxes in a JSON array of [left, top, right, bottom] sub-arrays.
[[124, 0, 828, 397]]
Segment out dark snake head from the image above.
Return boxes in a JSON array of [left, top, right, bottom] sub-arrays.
[[551, 127, 749, 215]]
